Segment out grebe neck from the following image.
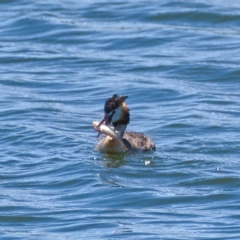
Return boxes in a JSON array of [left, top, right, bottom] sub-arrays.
[[113, 124, 127, 139]]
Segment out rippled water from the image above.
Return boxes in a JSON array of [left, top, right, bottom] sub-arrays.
[[1, 0, 240, 239]]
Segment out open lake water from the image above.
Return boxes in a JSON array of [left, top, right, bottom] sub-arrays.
[[1, 0, 240, 239]]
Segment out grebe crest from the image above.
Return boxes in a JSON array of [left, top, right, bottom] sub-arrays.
[[93, 94, 156, 153]]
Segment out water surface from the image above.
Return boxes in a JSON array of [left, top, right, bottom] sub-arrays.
[[1, 0, 240, 239]]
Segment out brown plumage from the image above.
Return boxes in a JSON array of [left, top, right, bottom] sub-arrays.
[[123, 131, 156, 151], [94, 94, 156, 153]]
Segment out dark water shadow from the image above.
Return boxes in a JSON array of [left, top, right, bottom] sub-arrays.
[[103, 153, 127, 168]]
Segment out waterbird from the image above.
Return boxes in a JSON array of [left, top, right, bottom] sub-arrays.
[[93, 94, 156, 153]]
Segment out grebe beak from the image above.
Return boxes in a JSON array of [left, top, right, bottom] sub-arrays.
[[94, 113, 114, 138], [96, 116, 106, 129], [96, 111, 115, 129]]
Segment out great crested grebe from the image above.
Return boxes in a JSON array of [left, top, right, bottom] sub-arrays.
[[92, 94, 156, 153]]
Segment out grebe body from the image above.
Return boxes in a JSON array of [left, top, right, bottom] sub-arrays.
[[93, 94, 156, 153]]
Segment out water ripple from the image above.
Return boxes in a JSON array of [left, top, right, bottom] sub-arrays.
[[1, 0, 240, 239]]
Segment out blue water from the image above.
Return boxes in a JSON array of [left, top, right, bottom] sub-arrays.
[[1, 0, 240, 239]]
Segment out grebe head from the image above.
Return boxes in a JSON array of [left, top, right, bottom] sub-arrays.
[[97, 94, 130, 131]]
